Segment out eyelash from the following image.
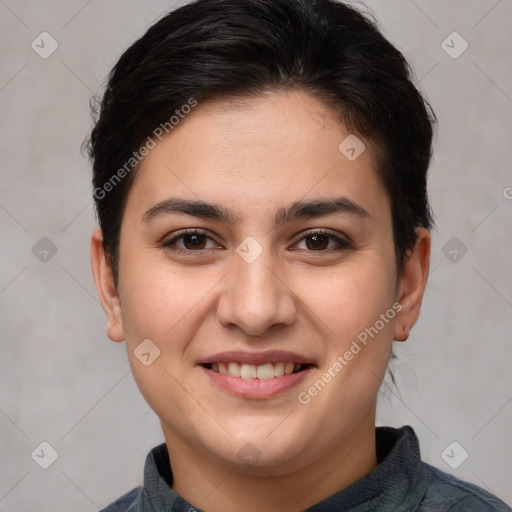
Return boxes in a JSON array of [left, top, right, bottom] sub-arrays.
[[160, 228, 352, 255]]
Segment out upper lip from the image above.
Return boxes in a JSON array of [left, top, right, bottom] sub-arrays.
[[197, 350, 315, 366]]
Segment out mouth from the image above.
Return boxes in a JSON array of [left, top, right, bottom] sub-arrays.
[[200, 361, 313, 379], [197, 350, 315, 399]]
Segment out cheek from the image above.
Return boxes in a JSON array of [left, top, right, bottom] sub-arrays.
[[118, 247, 217, 347], [295, 256, 397, 343], [117, 259, 215, 421]]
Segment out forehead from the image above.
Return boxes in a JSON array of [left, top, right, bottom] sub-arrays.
[[124, 90, 390, 226]]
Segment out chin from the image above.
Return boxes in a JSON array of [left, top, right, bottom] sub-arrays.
[[209, 427, 311, 473]]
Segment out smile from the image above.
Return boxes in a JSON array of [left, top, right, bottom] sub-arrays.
[[203, 361, 311, 380], [198, 351, 315, 399]]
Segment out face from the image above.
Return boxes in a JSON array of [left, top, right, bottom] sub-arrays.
[[92, 90, 428, 476]]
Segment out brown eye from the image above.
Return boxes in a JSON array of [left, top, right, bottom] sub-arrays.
[[181, 233, 207, 250], [294, 230, 352, 252], [162, 229, 220, 252], [305, 234, 330, 251]]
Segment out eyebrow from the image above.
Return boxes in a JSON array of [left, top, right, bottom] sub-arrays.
[[142, 197, 370, 225]]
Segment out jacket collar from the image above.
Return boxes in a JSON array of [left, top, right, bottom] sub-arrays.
[[140, 425, 428, 511]]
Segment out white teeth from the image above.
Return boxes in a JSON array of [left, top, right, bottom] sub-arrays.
[[256, 363, 275, 380], [284, 362, 295, 375], [210, 361, 306, 379], [240, 363, 257, 379], [227, 362, 241, 377], [274, 362, 285, 377]]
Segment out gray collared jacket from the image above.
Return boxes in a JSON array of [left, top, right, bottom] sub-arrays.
[[100, 425, 511, 511]]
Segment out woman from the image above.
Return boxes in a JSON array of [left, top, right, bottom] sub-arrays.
[[87, 0, 510, 510]]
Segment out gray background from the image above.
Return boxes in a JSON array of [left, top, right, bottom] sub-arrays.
[[1, 1, 511, 510]]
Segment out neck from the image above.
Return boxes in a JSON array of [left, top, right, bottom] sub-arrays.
[[162, 409, 378, 512]]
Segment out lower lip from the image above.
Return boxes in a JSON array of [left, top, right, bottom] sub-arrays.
[[200, 366, 313, 399]]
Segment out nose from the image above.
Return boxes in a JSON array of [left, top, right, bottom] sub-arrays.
[[216, 245, 297, 336]]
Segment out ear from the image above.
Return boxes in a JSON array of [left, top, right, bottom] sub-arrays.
[[90, 228, 125, 342], [394, 228, 431, 342]]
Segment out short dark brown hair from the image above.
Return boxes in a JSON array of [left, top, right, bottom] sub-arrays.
[[85, 0, 437, 286]]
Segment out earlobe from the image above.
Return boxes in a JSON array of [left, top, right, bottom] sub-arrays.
[[90, 228, 125, 342], [394, 228, 431, 342]]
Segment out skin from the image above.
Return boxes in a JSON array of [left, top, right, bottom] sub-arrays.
[[91, 90, 430, 512]]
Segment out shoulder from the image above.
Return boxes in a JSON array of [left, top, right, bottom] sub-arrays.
[[99, 486, 143, 512], [418, 462, 511, 511]]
